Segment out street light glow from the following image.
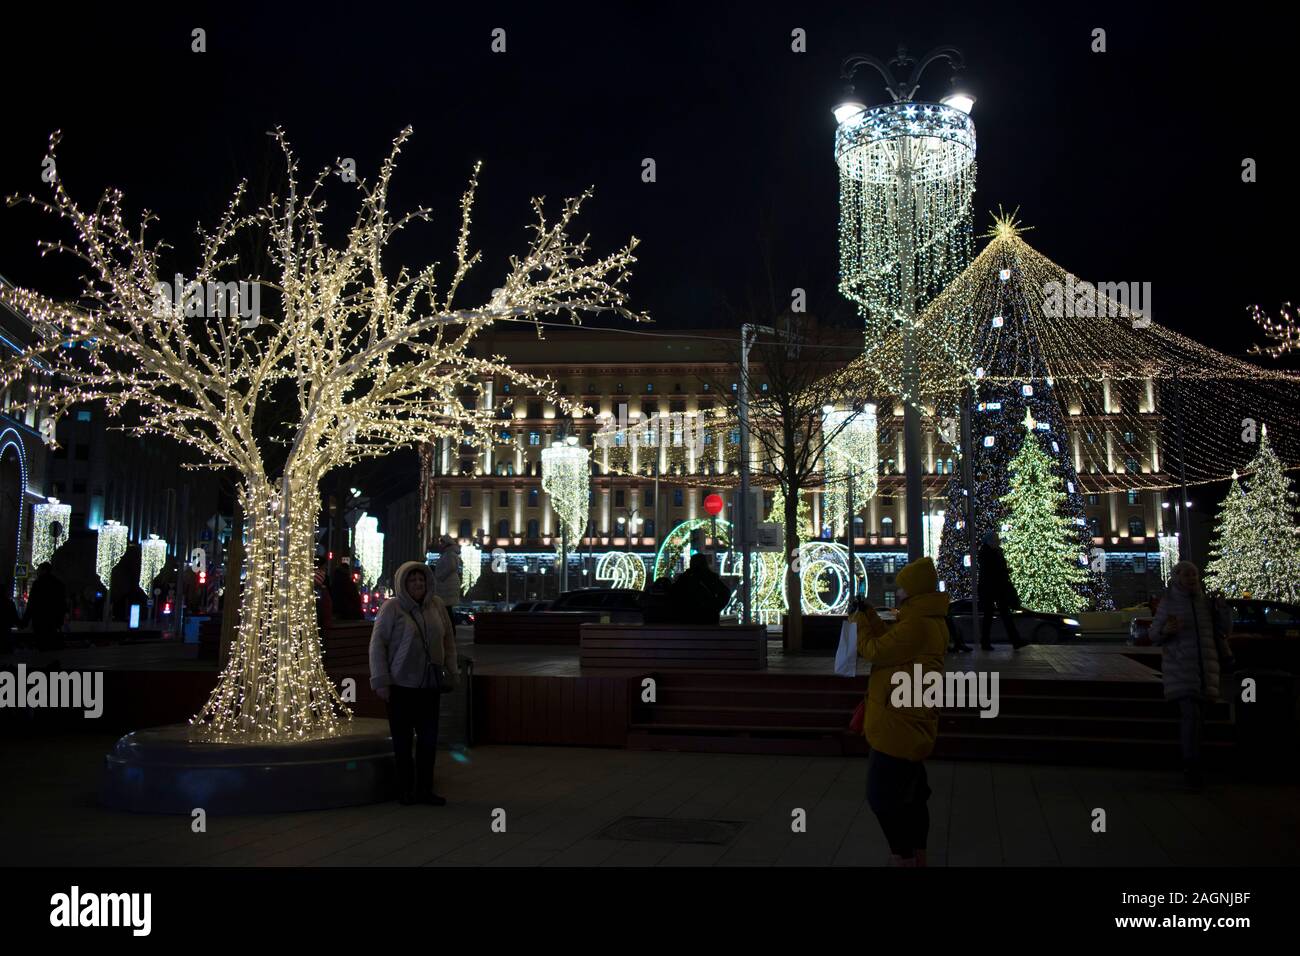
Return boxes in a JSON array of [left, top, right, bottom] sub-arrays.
[[940, 91, 976, 113]]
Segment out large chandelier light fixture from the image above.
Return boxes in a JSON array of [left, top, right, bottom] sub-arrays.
[[140, 534, 167, 593], [835, 58, 976, 338], [354, 513, 384, 588], [32, 497, 71, 569], [541, 443, 590, 554], [822, 405, 880, 536], [96, 519, 129, 586]]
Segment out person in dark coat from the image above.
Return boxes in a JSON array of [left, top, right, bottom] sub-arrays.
[[330, 556, 363, 621], [23, 563, 68, 651], [109, 544, 148, 623], [0, 579, 19, 652], [314, 559, 334, 630], [643, 576, 674, 624], [977, 530, 1027, 650], [669, 554, 733, 625]]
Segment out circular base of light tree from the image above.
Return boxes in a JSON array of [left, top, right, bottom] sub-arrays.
[[100, 718, 396, 814]]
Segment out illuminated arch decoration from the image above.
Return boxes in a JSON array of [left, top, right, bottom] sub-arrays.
[[596, 551, 648, 591], [798, 542, 868, 615], [32, 497, 71, 569], [0, 427, 28, 585], [718, 549, 788, 625], [653, 517, 731, 582], [96, 519, 129, 587]]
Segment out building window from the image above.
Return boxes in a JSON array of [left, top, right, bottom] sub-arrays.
[[1126, 489, 1140, 505], [458, 518, 472, 539], [527, 519, 539, 539], [528, 432, 541, 446], [1123, 431, 1136, 443], [527, 401, 543, 419], [730, 383, 738, 393], [646, 382, 654, 393], [528, 488, 539, 508], [559, 383, 569, 395], [616, 383, 625, 393], [501, 382, 511, 394], [1125, 456, 1139, 473], [673, 488, 684, 507], [497, 519, 510, 538], [883, 590, 897, 609], [459, 489, 472, 507], [1087, 493, 1099, 506], [499, 490, 509, 508], [702, 382, 710, 393], [1129, 517, 1146, 536], [76, 410, 92, 422], [643, 487, 654, 507], [728, 429, 740, 445], [614, 489, 625, 507], [1088, 517, 1100, 536], [760, 382, 769, 392], [644, 519, 655, 538], [852, 516, 865, 538], [1133, 555, 1147, 574], [881, 516, 894, 536]]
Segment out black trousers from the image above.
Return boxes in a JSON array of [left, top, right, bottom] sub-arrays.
[[980, 597, 1021, 645], [386, 685, 442, 799], [1178, 696, 1205, 768], [867, 749, 931, 857]]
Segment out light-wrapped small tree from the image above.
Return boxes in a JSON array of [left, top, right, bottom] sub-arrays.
[[0, 128, 643, 741]]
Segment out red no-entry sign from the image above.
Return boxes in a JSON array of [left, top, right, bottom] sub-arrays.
[[703, 493, 724, 516]]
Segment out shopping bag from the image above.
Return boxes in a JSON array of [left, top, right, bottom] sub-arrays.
[[834, 619, 857, 677]]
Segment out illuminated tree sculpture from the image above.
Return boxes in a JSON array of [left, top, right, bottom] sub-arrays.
[[0, 129, 642, 741], [999, 414, 1089, 614]]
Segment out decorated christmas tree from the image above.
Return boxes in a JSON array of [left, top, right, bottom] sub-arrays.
[[1204, 426, 1300, 601], [999, 413, 1089, 613], [930, 223, 1111, 609]]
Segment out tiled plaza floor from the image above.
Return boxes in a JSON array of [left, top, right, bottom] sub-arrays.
[[4, 734, 1297, 867]]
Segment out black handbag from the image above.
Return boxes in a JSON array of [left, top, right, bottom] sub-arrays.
[[405, 604, 456, 693]]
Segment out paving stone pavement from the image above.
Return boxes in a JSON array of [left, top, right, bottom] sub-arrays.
[[4, 735, 1297, 867]]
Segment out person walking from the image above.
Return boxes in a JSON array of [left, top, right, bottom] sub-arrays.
[[669, 553, 733, 625], [977, 529, 1027, 650], [369, 560, 460, 806], [22, 563, 68, 653], [329, 555, 363, 621], [432, 535, 463, 608], [1151, 560, 1224, 789], [849, 556, 949, 866]]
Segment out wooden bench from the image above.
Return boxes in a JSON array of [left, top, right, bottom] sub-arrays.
[[320, 622, 375, 675], [474, 611, 599, 645], [580, 623, 768, 671]]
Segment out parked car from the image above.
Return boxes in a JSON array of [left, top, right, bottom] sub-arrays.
[[510, 600, 552, 612], [948, 598, 1081, 643], [548, 588, 646, 624], [449, 605, 476, 626], [1227, 599, 1300, 639]]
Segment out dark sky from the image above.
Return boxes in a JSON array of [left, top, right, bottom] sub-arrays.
[[2, 1, 1295, 360]]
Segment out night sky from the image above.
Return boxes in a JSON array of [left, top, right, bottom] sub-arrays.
[[2, 2, 1296, 359]]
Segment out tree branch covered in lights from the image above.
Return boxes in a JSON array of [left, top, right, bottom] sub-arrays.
[[1249, 302, 1300, 359], [0, 128, 644, 741]]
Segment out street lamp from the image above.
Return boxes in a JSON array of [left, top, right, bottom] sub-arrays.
[[834, 43, 976, 564]]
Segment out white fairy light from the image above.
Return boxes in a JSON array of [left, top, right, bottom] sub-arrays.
[[541, 443, 590, 554], [821, 405, 879, 536], [460, 541, 483, 594], [31, 498, 71, 569], [354, 513, 383, 588], [140, 534, 167, 593], [0, 128, 643, 742], [595, 551, 647, 591], [95, 519, 129, 587]]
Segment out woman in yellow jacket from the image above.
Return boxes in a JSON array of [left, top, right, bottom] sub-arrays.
[[849, 556, 949, 866]]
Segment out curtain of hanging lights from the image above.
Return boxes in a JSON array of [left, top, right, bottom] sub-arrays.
[[541, 444, 590, 554], [835, 102, 976, 340], [821, 405, 880, 536]]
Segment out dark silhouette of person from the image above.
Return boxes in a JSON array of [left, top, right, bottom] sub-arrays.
[[314, 558, 334, 630], [109, 544, 148, 623], [23, 563, 68, 651], [977, 530, 1027, 650], [642, 576, 674, 624], [0, 578, 19, 652], [330, 556, 364, 621], [669, 553, 733, 625]]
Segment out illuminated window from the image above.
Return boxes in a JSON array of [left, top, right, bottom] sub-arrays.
[[459, 489, 471, 507], [528, 488, 539, 508]]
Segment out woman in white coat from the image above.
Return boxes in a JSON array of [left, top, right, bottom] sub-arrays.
[[1151, 561, 1226, 788], [369, 561, 459, 805]]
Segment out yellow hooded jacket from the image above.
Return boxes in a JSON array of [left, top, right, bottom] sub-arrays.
[[850, 556, 950, 761]]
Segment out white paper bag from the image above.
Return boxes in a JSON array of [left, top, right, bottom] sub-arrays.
[[834, 619, 857, 677]]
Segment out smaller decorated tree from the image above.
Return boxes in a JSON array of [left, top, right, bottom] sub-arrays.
[[998, 412, 1089, 613], [1205, 426, 1300, 602]]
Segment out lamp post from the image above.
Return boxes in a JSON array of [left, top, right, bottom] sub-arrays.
[[834, 44, 976, 564]]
